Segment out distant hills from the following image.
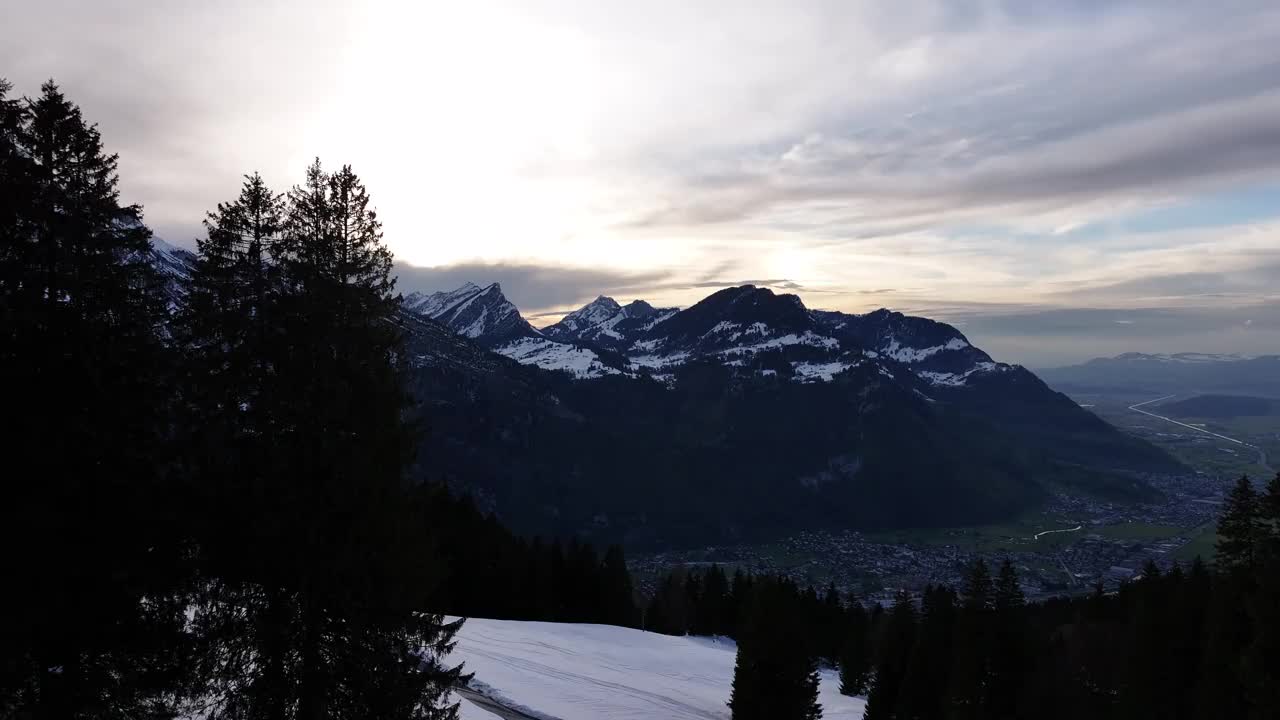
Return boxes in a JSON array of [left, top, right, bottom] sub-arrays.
[[1037, 353, 1280, 398], [1159, 394, 1280, 419]]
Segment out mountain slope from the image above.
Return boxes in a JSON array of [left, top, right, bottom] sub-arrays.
[[530, 285, 1009, 390], [542, 296, 677, 352], [405, 283, 626, 378], [405, 282, 538, 345]]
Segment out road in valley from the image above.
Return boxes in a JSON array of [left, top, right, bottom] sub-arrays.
[[1033, 525, 1083, 540], [1127, 395, 1254, 447], [1131, 394, 1269, 474]]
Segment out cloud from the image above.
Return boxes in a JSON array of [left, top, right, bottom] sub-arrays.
[[1050, 260, 1280, 305], [7, 0, 1280, 365]]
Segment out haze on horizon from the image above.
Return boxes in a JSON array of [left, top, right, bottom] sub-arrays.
[[3, 0, 1279, 366]]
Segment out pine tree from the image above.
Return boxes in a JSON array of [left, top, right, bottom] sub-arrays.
[[948, 559, 993, 719], [728, 579, 823, 720], [1243, 543, 1280, 718], [1197, 573, 1251, 719], [0, 78, 31, 267], [988, 560, 1028, 718], [0, 80, 189, 716], [896, 585, 957, 720], [698, 566, 730, 636], [601, 545, 639, 628], [1260, 472, 1280, 561], [182, 160, 462, 718], [864, 590, 916, 720], [683, 571, 703, 634], [1217, 475, 1260, 573], [727, 569, 751, 638], [819, 583, 844, 665], [839, 598, 871, 696]]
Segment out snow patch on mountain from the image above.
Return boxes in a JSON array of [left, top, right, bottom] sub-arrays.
[[918, 361, 1002, 387], [555, 296, 622, 333], [497, 337, 620, 379], [880, 336, 969, 364], [405, 282, 481, 317], [641, 308, 679, 331], [793, 360, 858, 382], [717, 331, 839, 357], [629, 351, 691, 369], [405, 282, 1011, 389]]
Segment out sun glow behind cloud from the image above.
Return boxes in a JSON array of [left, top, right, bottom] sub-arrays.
[[301, 1, 611, 268]]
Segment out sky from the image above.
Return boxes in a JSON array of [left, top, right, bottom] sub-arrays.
[[3, 0, 1279, 366]]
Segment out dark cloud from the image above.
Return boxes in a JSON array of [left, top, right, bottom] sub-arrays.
[[393, 261, 671, 313]]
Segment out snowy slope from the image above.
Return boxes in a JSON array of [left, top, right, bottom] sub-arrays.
[[498, 337, 622, 379], [402, 283, 624, 378], [409, 282, 1015, 388], [449, 618, 867, 720]]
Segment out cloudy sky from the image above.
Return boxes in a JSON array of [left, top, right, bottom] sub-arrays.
[[4, 0, 1279, 365]]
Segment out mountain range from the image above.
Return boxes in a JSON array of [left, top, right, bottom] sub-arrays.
[[403, 282, 1007, 389], [395, 279, 1183, 548], [144, 243, 1183, 547], [1037, 353, 1280, 398]]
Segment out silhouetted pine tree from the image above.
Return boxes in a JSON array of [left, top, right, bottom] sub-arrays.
[[0, 80, 189, 716], [1217, 475, 1260, 573], [988, 559, 1029, 718], [1261, 472, 1280, 556], [1197, 572, 1251, 719], [1246, 473, 1280, 718], [601, 545, 639, 628], [818, 583, 845, 665], [696, 566, 730, 636], [896, 585, 957, 720], [182, 159, 462, 718], [947, 558, 993, 720], [728, 579, 822, 720], [727, 569, 753, 638], [646, 573, 686, 635], [839, 597, 871, 696], [864, 590, 916, 720]]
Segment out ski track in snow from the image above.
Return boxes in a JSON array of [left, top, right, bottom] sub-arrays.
[[449, 618, 867, 720]]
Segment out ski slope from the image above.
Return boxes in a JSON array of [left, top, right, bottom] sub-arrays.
[[449, 617, 868, 720]]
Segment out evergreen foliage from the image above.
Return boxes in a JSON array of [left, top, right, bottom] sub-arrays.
[[1217, 475, 1260, 572], [0, 80, 188, 717], [728, 578, 822, 720], [838, 598, 871, 697]]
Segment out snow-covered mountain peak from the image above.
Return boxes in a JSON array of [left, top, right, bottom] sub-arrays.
[[556, 295, 623, 332], [401, 281, 535, 345], [397, 280, 1010, 388]]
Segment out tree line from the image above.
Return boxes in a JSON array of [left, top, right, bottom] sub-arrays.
[[647, 472, 1280, 720], [0, 79, 637, 719]]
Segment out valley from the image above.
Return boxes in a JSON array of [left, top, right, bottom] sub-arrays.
[[629, 470, 1230, 607], [626, 354, 1280, 605], [397, 282, 1184, 549]]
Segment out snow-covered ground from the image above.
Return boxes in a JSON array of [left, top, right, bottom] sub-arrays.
[[449, 617, 868, 720]]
